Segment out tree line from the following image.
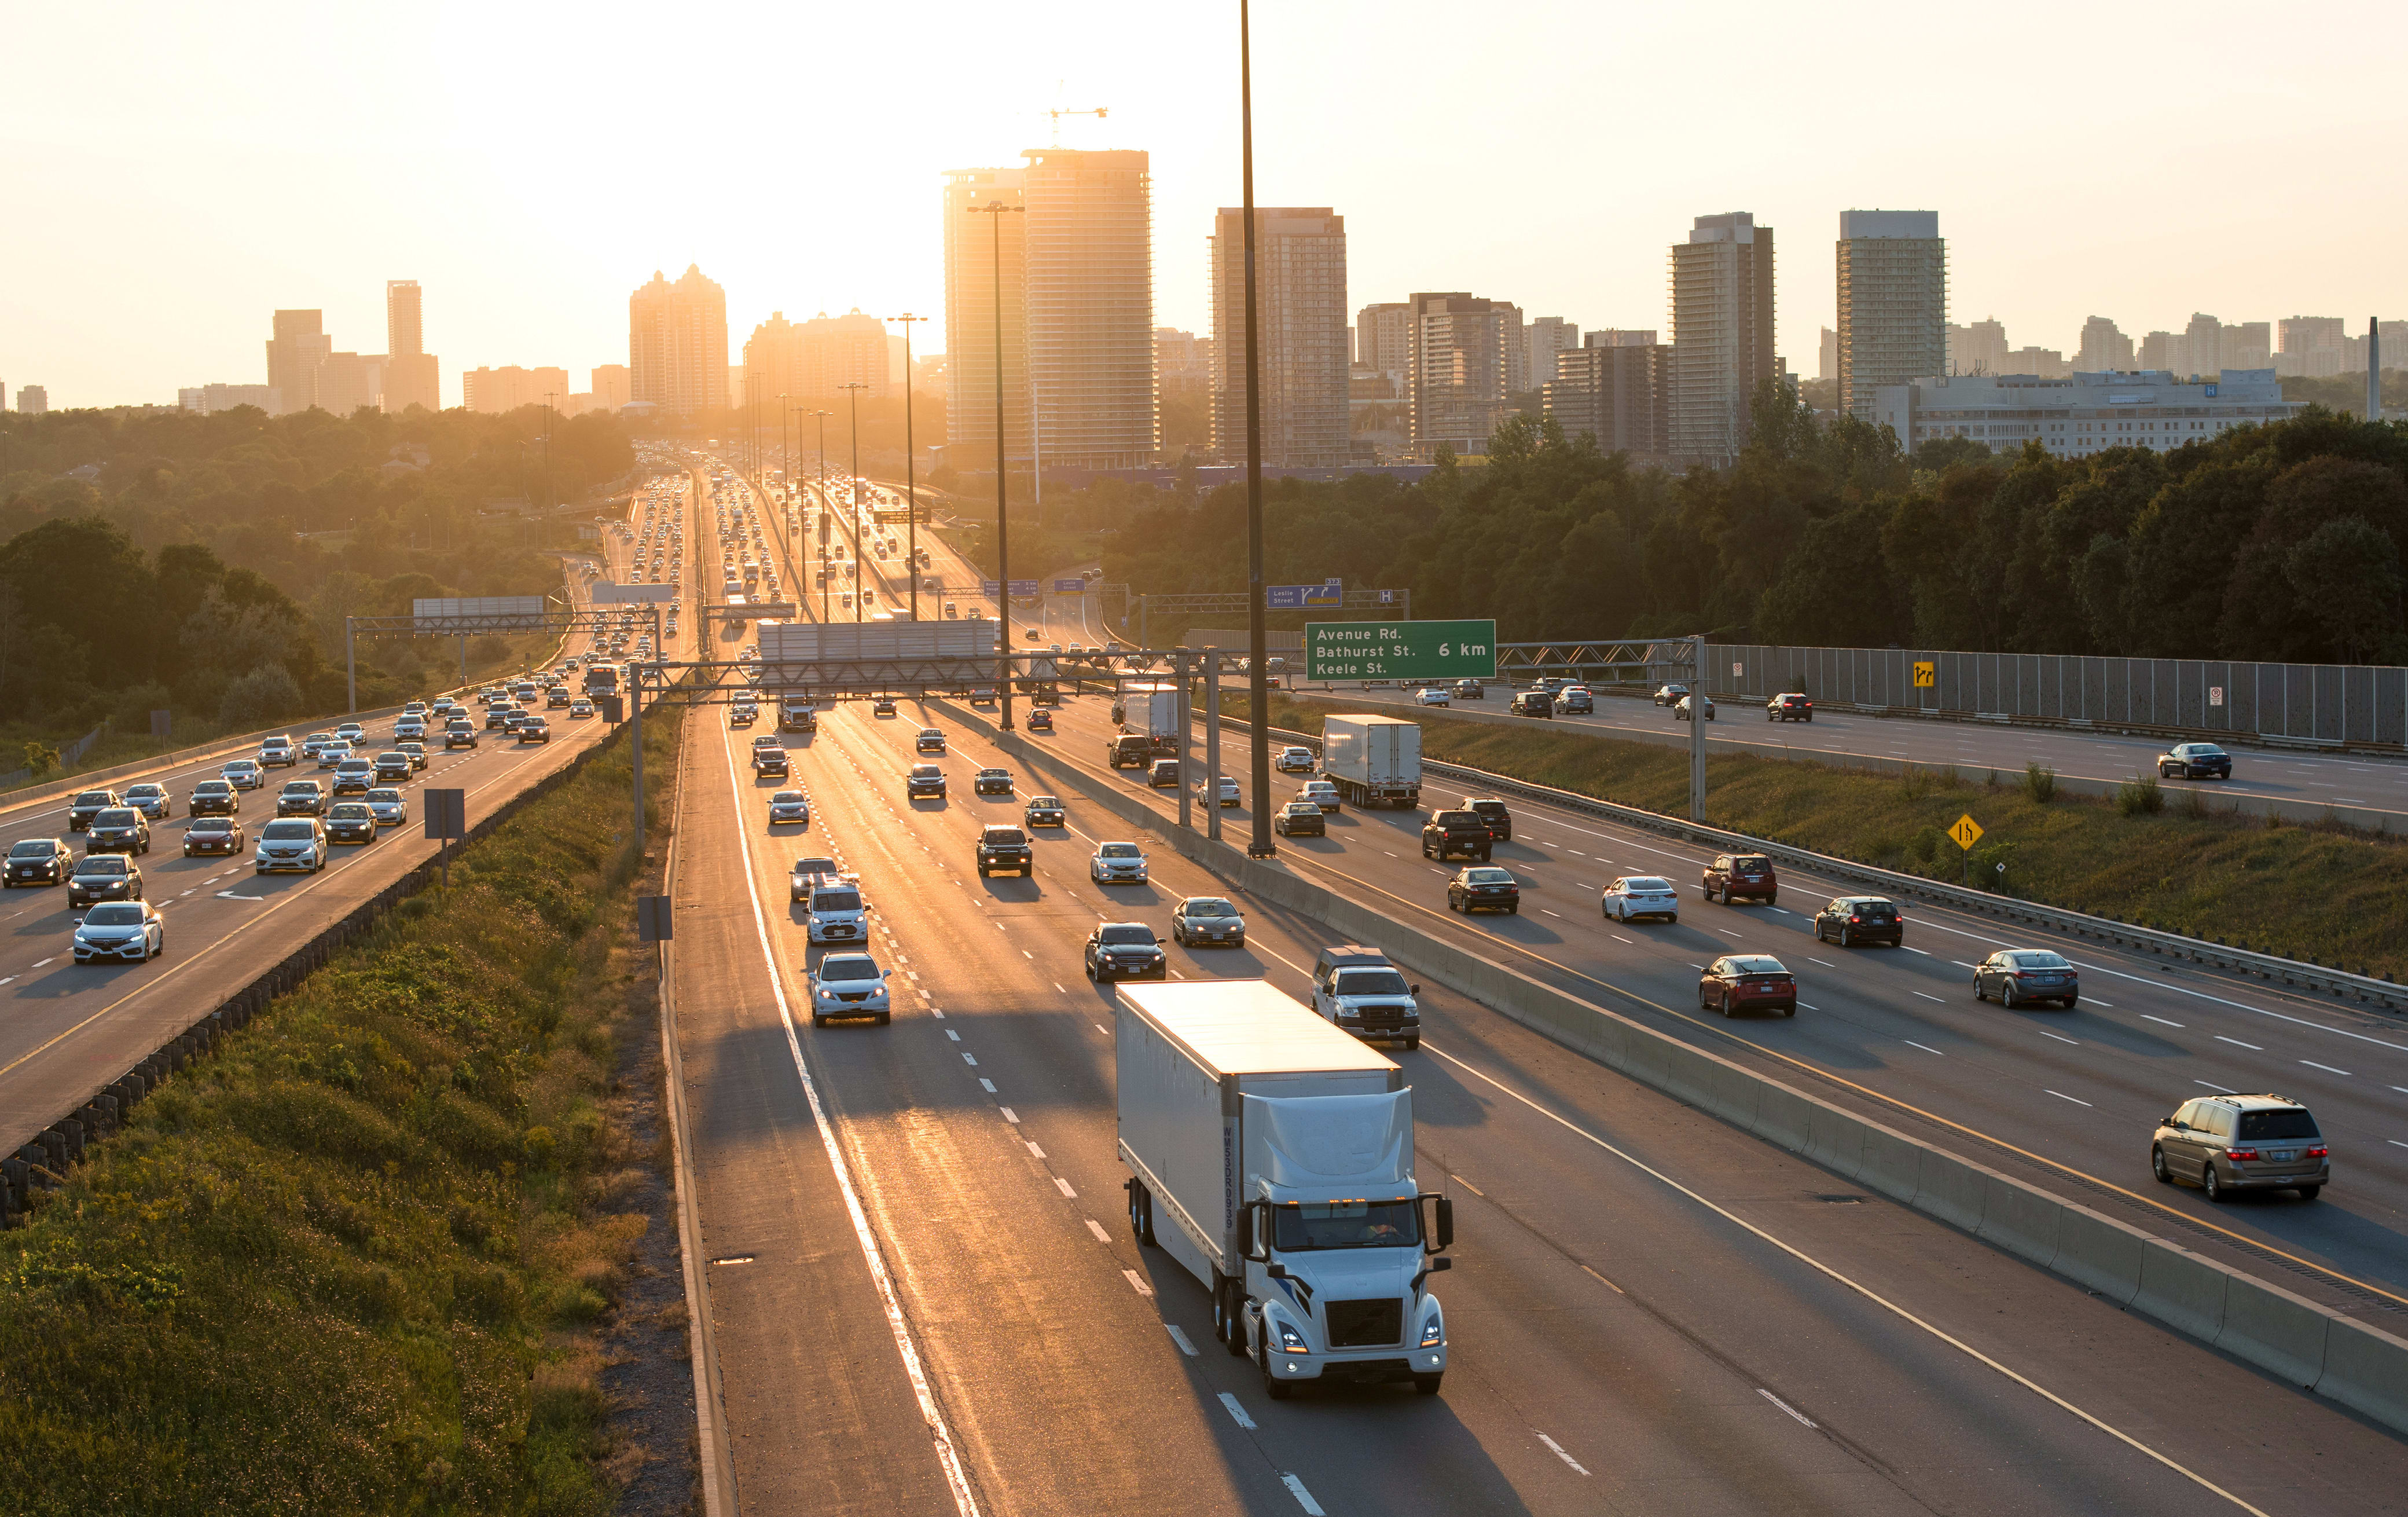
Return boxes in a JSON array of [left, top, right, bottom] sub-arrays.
[[1082, 386, 2407, 665], [0, 404, 637, 734]]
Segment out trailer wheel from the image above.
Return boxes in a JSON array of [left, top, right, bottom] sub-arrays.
[[1129, 1179, 1157, 1246]]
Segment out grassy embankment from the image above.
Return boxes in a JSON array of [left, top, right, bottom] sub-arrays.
[[1229, 691, 2408, 982], [0, 703, 684, 1515]]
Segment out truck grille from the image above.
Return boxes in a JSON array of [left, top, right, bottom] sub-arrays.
[[1324, 1297, 1403, 1348]]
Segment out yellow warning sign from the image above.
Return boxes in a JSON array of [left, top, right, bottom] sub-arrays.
[[1948, 814, 1984, 851], [1913, 661, 1936, 688]]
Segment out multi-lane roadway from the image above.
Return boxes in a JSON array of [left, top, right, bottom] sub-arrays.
[[665, 673, 2405, 1516]]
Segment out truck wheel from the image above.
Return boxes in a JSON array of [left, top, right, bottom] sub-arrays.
[[1412, 1373, 1444, 1396], [1261, 1349, 1294, 1401], [1129, 1180, 1157, 1246]]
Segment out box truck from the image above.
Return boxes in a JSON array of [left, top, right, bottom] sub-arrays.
[[1116, 980, 1452, 1398], [1114, 681, 1183, 754], [1320, 714, 1422, 808]]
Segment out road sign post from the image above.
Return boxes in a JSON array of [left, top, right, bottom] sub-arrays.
[[1949, 812, 1984, 884], [424, 787, 467, 889], [1303, 618, 1496, 684]]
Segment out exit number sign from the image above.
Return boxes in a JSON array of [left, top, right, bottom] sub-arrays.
[[1305, 620, 1497, 682]]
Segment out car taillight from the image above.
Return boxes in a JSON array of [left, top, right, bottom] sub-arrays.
[[1848, 915, 1861, 923], [2223, 1147, 2259, 1163], [2306, 1146, 2329, 1159]]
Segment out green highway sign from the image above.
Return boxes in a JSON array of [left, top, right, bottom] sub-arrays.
[[1305, 619, 1497, 683]]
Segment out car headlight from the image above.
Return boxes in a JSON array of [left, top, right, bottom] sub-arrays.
[[1420, 1314, 1445, 1347], [1277, 1320, 1310, 1354]]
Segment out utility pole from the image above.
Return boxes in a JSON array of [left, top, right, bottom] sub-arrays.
[[1239, 0, 1275, 856], [1690, 632, 1708, 820], [890, 313, 927, 622], [840, 383, 868, 622], [967, 197, 1023, 731]]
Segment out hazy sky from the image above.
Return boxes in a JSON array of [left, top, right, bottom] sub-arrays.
[[9, 0, 2407, 408]]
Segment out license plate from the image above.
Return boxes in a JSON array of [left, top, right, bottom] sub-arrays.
[[2269, 1150, 2297, 1162]]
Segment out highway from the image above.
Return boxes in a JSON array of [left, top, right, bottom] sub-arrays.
[[996, 691, 2408, 1320], [663, 675, 2406, 1515], [0, 481, 664, 1159]]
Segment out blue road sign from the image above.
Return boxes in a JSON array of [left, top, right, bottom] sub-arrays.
[[1053, 577, 1086, 593], [1267, 578, 1344, 609]]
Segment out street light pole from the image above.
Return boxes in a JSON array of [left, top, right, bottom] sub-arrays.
[[1239, 0, 1275, 856], [889, 313, 927, 623], [967, 198, 1023, 731], [840, 382, 868, 623]]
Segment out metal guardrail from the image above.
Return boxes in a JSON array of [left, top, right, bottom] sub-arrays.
[[1238, 716, 2408, 1014]]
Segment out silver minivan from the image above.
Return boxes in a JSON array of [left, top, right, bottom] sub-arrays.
[[2152, 1093, 2328, 1201]]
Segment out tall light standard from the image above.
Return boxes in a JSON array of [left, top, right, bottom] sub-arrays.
[[839, 382, 868, 622], [888, 313, 928, 622], [809, 408, 832, 622], [966, 198, 1023, 731], [1238, 0, 1275, 857]]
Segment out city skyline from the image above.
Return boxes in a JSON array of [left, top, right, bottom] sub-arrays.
[[9, 2, 2407, 410]]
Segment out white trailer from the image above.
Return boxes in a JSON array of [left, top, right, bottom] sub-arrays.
[[1116, 681, 1183, 753], [1320, 714, 1422, 808], [1116, 980, 1453, 1399]]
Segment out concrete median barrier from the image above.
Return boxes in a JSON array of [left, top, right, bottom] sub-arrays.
[[2134, 1239, 2231, 1342], [933, 696, 2408, 1437], [2315, 1315, 2408, 1430], [2217, 1274, 2332, 1388]]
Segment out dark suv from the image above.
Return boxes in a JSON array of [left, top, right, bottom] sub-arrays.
[[1420, 810, 1493, 862], [1462, 797, 1512, 842], [1452, 679, 1485, 700], [2152, 1093, 2326, 1202], [85, 808, 153, 856], [1812, 895, 1902, 947], [68, 790, 121, 832], [1702, 852, 1776, 905], [976, 825, 1032, 878], [1767, 693, 1814, 721], [1510, 691, 1554, 717], [1107, 735, 1154, 769]]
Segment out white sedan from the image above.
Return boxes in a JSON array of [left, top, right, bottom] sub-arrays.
[[1216, 776, 1240, 807], [1416, 687, 1451, 707], [1091, 841, 1149, 885], [1602, 876, 1682, 924]]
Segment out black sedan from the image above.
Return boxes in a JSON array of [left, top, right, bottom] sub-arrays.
[[85, 808, 153, 855], [325, 802, 379, 845], [183, 816, 246, 857], [1272, 801, 1325, 837], [67, 790, 120, 832], [1447, 866, 1521, 914], [1973, 950, 2079, 1009], [5, 838, 73, 886], [1024, 796, 1066, 827], [373, 752, 413, 782], [188, 780, 241, 816], [2159, 743, 2231, 780], [1084, 922, 1168, 981], [67, 855, 144, 907], [277, 783, 326, 816], [973, 768, 1014, 795]]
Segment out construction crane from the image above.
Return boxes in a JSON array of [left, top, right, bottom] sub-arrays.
[[1047, 105, 1108, 144]]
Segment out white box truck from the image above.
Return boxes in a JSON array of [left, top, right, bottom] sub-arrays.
[[1320, 714, 1422, 808], [1116, 980, 1453, 1399], [1114, 681, 1184, 754]]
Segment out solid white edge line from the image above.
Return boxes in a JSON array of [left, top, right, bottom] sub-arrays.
[[1417, 1039, 2273, 1517], [717, 731, 983, 1517]]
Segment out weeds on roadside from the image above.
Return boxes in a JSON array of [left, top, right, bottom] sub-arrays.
[[2116, 774, 2165, 815], [2022, 761, 2057, 803]]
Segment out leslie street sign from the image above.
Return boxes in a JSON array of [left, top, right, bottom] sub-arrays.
[[1305, 619, 1497, 683]]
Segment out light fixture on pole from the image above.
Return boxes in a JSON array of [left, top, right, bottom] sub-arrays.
[[888, 313, 927, 622], [966, 197, 1024, 731], [839, 382, 868, 623]]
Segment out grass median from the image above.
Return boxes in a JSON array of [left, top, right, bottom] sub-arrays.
[[0, 704, 684, 1516], [1228, 691, 2408, 983]]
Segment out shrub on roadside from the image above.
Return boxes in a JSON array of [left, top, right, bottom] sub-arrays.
[[2116, 774, 2165, 815]]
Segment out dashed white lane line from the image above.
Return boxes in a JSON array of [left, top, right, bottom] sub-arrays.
[[1085, 1218, 1111, 1244], [1026, 1141, 1046, 1159], [2046, 1089, 2094, 1107], [1218, 1391, 1257, 1429], [2143, 1015, 2185, 1028], [1121, 1267, 1154, 1297], [979, 1078, 997, 1092], [1054, 982, 1068, 994], [1536, 1431, 1592, 1475], [945, 1029, 960, 1042], [2216, 1035, 2264, 1051], [961, 1053, 978, 1067], [1281, 1474, 1327, 1515], [2301, 1060, 2352, 1077], [999, 1107, 1018, 1123], [30, 957, 52, 968], [1912, 991, 1946, 1003], [1902, 946, 1931, 955], [2039, 1030, 2080, 1046], [1166, 1324, 1199, 1356], [1905, 1040, 1946, 1056], [1054, 1176, 1076, 1198]]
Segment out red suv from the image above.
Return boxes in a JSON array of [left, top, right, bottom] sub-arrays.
[[1702, 853, 1778, 906]]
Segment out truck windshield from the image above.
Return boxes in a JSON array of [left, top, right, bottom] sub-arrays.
[[1335, 970, 1411, 998], [1272, 1200, 1422, 1252]]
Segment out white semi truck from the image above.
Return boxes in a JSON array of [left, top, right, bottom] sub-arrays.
[[1116, 980, 1453, 1399], [1115, 681, 1183, 754], [1319, 714, 1422, 808]]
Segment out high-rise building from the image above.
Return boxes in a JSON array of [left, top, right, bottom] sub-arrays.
[[1023, 147, 1157, 468], [315, 353, 383, 416], [942, 165, 1030, 466], [2004, 346, 2069, 379], [2277, 316, 2347, 378], [1355, 302, 1411, 389], [2076, 316, 2135, 373], [798, 309, 891, 397], [1667, 212, 1776, 465], [1819, 326, 1838, 381], [2220, 323, 2272, 373], [740, 312, 803, 409], [590, 365, 632, 410], [629, 265, 729, 414], [1544, 342, 1666, 457], [383, 280, 441, 412], [1526, 316, 1581, 390], [265, 310, 331, 415], [1154, 328, 1214, 386], [461, 366, 570, 415], [1208, 207, 1349, 467], [16, 384, 49, 415], [1405, 292, 1526, 459], [1946, 317, 2009, 376], [1835, 210, 1944, 422]]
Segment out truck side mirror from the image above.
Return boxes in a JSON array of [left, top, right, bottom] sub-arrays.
[[1409, 985, 1421, 996], [1436, 1196, 1455, 1249]]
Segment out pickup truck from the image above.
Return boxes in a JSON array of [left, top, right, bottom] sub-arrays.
[[1419, 810, 1493, 862]]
